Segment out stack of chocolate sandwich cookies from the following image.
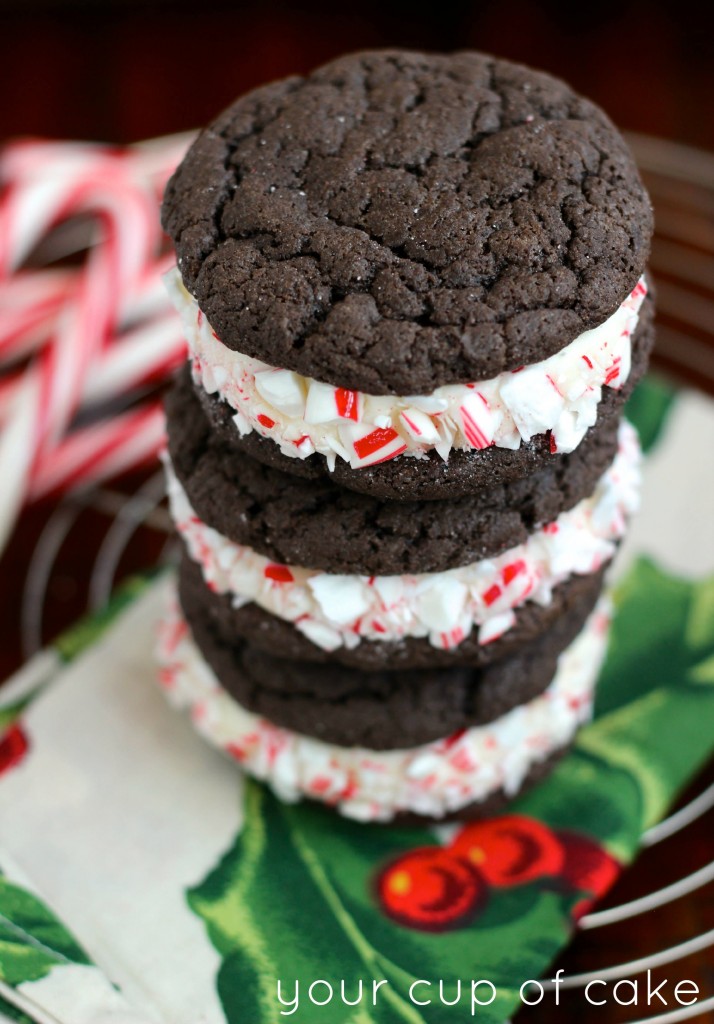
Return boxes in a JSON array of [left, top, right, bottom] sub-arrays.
[[157, 50, 654, 823]]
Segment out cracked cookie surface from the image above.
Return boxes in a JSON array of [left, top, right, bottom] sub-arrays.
[[162, 49, 652, 394]]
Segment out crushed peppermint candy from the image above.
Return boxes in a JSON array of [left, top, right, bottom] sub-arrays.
[[166, 268, 647, 469], [163, 421, 640, 653]]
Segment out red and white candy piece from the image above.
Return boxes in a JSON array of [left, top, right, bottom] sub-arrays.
[[414, 577, 469, 633], [0, 133, 193, 552], [399, 407, 441, 444], [339, 422, 408, 468], [254, 368, 306, 417], [459, 391, 496, 450], [305, 379, 363, 425]]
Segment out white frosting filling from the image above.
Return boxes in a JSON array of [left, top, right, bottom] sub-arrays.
[[156, 596, 610, 821], [165, 420, 640, 652], [166, 268, 647, 469]]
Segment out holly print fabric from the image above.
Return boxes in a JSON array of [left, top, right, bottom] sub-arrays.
[[375, 816, 618, 931]]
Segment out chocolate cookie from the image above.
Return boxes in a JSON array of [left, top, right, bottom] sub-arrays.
[[178, 561, 600, 748], [179, 551, 605, 670], [163, 49, 652, 394], [167, 365, 622, 574], [193, 293, 653, 501]]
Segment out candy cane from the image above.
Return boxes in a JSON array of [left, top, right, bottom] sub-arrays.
[[0, 270, 74, 364], [0, 370, 38, 548], [29, 400, 167, 501], [0, 133, 194, 553]]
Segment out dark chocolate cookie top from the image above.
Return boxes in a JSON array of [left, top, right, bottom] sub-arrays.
[[163, 49, 652, 394]]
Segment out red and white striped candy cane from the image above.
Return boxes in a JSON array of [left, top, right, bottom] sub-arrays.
[[0, 133, 193, 552]]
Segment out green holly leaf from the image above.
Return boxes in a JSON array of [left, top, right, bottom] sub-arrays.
[[686, 575, 714, 658], [596, 559, 714, 716], [0, 699, 32, 734], [0, 875, 92, 986], [188, 784, 436, 1024], [515, 753, 643, 861], [0, 995, 34, 1024], [519, 558, 714, 852], [625, 375, 675, 452], [591, 559, 714, 829]]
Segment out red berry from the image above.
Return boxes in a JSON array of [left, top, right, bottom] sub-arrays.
[[558, 831, 621, 920], [0, 724, 29, 775], [376, 847, 486, 931], [450, 815, 564, 887]]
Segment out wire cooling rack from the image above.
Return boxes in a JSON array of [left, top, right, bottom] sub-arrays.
[[10, 135, 714, 1024]]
